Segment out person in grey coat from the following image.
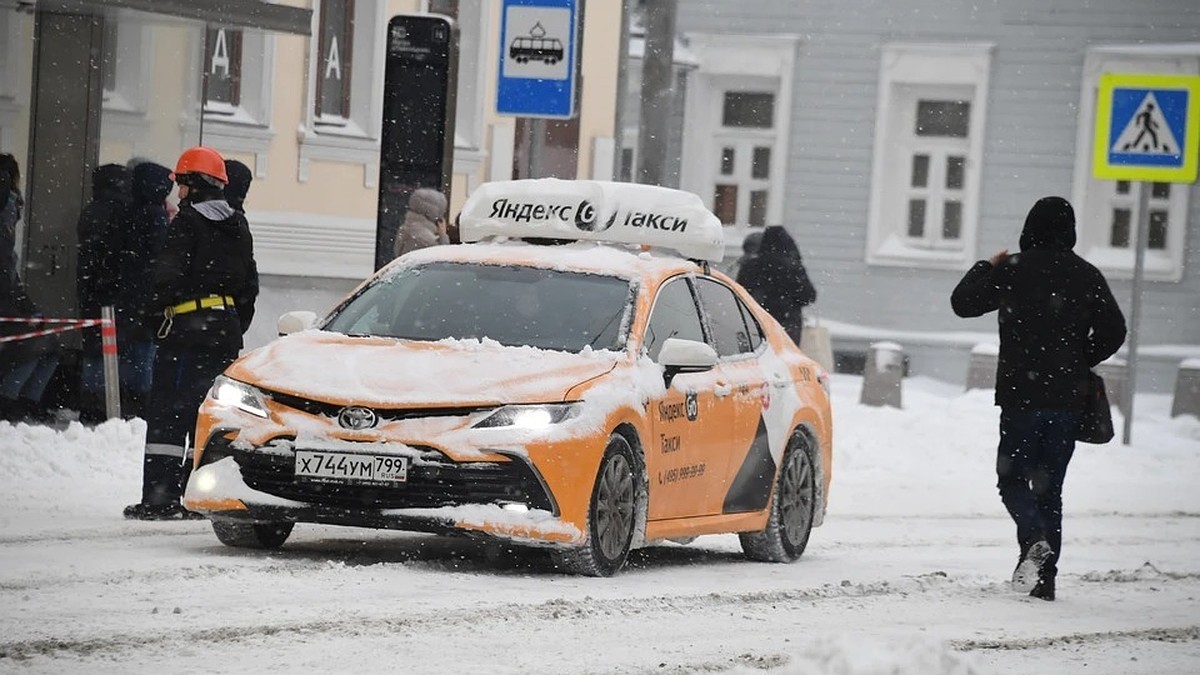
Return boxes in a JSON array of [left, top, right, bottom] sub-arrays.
[[392, 187, 449, 259]]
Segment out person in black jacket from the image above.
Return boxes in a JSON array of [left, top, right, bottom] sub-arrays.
[[736, 225, 816, 344], [76, 164, 131, 423], [1, 154, 60, 423], [951, 196, 1126, 601], [114, 162, 173, 419], [124, 147, 258, 520]]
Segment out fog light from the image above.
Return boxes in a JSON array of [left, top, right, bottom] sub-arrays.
[[500, 502, 529, 513], [194, 469, 218, 493]]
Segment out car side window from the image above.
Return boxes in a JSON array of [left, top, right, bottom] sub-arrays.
[[696, 278, 754, 357], [644, 278, 705, 362], [736, 294, 764, 352]]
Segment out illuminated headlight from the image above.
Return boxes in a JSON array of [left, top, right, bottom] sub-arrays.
[[472, 403, 581, 429], [209, 375, 270, 418]]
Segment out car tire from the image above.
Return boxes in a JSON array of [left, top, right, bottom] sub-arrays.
[[212, 520, 294, 549], [739, 436, 816, 563], [553, 435, 638, 577]]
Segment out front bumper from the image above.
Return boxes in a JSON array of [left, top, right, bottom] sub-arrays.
[[185, 432, 583, 546]]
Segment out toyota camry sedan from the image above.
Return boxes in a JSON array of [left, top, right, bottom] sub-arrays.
[[184, 179, 832, 576]]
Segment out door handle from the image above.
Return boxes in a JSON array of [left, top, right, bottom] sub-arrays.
[[714, 383, 732, 397]]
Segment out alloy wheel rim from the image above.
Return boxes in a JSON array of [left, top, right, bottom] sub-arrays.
[[595, 453, 635, 559], [779, 451, 814, 546]]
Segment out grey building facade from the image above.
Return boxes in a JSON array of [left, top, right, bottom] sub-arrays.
[[659, 0, 1200, 391]]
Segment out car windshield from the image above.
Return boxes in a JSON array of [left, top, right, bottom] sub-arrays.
[[323, 262, 633, 352]]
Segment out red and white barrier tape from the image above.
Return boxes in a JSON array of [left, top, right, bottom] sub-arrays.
[[0, 317, 111, 344]]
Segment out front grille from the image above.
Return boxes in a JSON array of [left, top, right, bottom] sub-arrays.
[[266, 391, 491, 423], [223, 438, 556, 514]]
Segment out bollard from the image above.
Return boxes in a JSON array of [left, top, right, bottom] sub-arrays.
[[1171, 359, 1200, 419], [860, 341, 904, 408], [1095, 356, 1128, 419], [101, 306, 121, 420], [965, 343, 998, 390]]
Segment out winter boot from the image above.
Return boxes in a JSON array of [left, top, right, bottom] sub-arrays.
[[1029, 576, 1055, 601], [1012, 539, 1053, 593]]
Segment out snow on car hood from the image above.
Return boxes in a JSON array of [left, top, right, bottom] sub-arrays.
[[227, 330, 620, 408]]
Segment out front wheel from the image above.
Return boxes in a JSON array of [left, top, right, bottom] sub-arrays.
[[553, 435, 639, 576], [212, 520, 293, 549], [740, 438, 816, 562]]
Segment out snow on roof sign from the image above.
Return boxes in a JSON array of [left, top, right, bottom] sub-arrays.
[[1093, 73, 1200, 183], [459, 179, 726, 262]]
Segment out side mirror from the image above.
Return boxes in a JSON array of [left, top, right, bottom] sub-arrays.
[[277, 310, 319, 336], [658, 337, 717, 386]]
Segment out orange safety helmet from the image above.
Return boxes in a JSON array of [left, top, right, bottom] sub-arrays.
[[172, 146, 228, 184]]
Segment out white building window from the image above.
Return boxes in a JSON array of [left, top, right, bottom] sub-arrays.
[[680, 34, 798, 229], [299, 0, 388, 183], [865, 43, 993, 269], [1070, 47, 1198, 282], [197, 26, 275, 176]]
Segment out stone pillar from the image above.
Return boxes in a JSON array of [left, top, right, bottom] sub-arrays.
[[1095, 357, 1129, 418], [1171, 359, 1200, 419], [860, 341, 904, 408], [965, 343, 998, 390]]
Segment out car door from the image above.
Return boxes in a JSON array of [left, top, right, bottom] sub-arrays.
[[694, 277, 776, 514], [643, 276, 731, 520]]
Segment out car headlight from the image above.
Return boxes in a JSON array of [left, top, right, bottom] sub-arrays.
[[209, 375, 270, 418], [472, 403, 582, 429]]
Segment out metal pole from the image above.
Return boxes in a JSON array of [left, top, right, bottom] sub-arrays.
[[530, 118, 545, 178], [636, 0, 677, 186], [1122, 182, 1150, 444], [100, 305, 121, 420]]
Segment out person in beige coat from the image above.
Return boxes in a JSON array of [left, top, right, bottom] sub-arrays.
[[393, 187, 449, 259]]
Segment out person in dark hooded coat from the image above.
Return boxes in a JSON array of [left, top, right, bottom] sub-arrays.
[[124, 147, 258, 520], [736, 225, 816, 344], [951, 196, 1126, 601], [76, 163, 132, 422], [1, 154, 60, 423], [113, 162, 173, 419]]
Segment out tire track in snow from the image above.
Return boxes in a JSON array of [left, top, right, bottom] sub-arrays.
[[4, 570, 1199, 662], [953, 625, 1200, 651]]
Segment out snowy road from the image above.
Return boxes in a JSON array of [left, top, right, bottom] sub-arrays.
[[2, 376, 1198, 673]]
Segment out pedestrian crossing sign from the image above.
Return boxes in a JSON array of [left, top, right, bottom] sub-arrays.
[[1093, 73, 1200, 183]]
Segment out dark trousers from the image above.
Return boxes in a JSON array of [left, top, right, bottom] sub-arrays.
[[140, 342, 237, 505], [996, 409, 1078, 580]]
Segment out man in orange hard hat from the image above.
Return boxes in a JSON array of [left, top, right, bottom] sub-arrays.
[[125, 146, 259, 520]]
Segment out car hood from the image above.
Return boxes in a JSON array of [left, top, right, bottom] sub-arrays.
[[227, 330, 621, 408]]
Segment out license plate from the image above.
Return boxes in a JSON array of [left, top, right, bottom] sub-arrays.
[[294, 451, 408, 484]]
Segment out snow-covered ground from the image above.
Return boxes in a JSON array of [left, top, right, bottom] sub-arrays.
[[1, 374, 1198, 674]]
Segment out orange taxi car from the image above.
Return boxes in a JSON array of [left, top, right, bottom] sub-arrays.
[[184, 179, 832, 576]]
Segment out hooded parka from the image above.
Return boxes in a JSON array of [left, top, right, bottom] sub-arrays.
[[736, 225, 816, 342], [951, 196, 1127, 410]]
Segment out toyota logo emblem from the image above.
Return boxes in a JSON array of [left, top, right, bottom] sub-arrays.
[[337, 406, 378, 430]]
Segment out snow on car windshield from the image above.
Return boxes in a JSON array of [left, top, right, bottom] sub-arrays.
[[324, 262, 633, 352]]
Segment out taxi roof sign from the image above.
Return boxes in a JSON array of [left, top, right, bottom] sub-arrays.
[[459, 179, 726, 262], [1092, 73, 1200, 183]]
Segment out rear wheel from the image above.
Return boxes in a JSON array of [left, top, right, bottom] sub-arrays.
[[740, 438, 816, 562], [553, 435, 638, 576], [212, 520, 293, 549]]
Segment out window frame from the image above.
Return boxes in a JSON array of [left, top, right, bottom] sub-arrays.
[[865, 43, 994, 270], [298, 0, 388, 183], [679, 33, 799, 230], [1069, 46, 1198, 283], [642, 275, 707, 362], [315, 0, 355, 124], [203, 26, 244, 111], [694, 276, 763, 361]]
